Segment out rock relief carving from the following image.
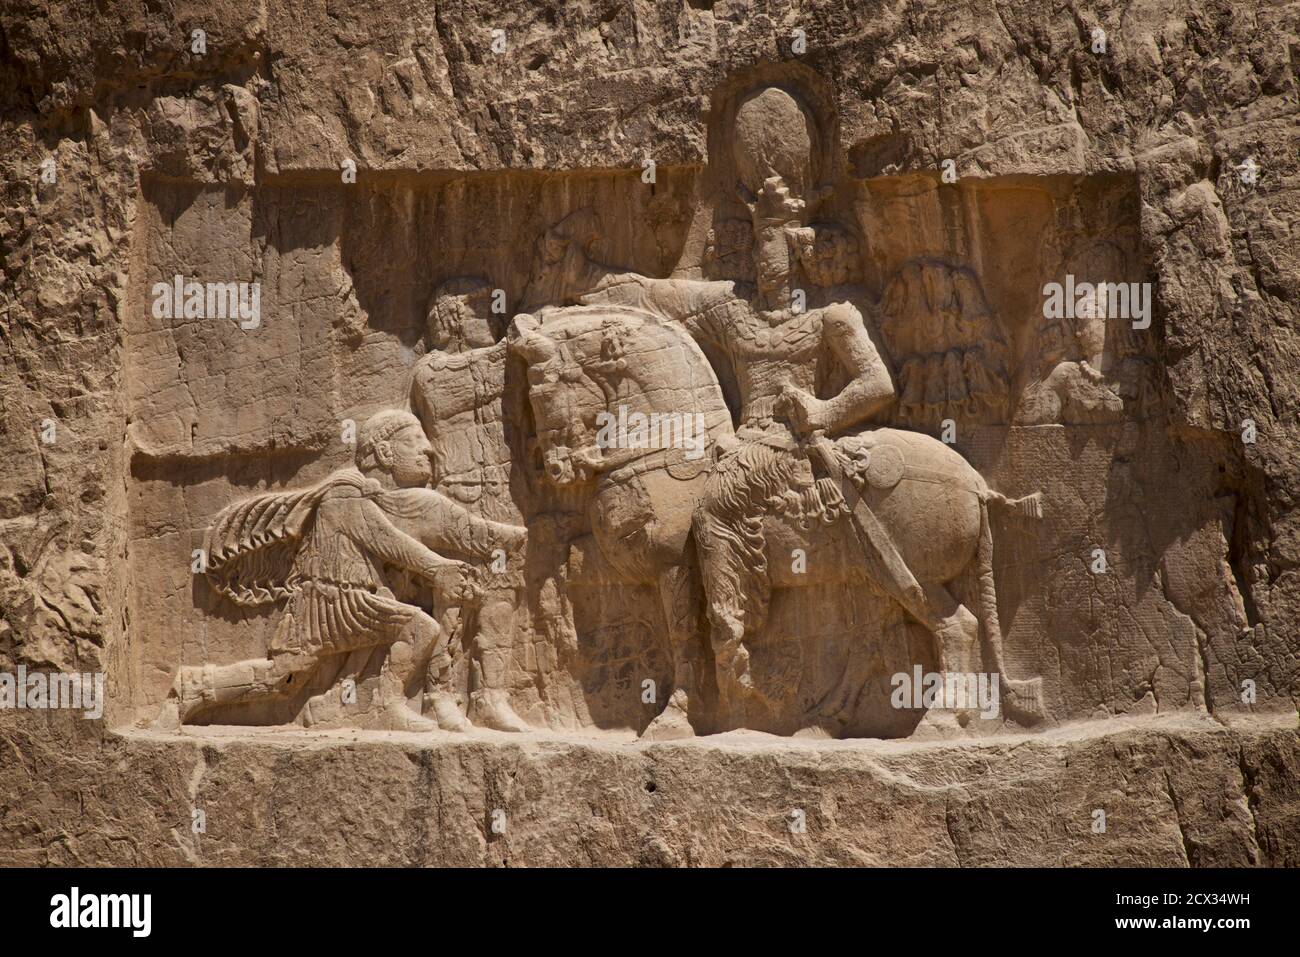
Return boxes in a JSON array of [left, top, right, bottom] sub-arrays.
[[409, 278, 576, 731], [511, 84, 1047, 737], [878, 259, 1012, 428], [158, 410, 525, 731], [164, 80, 1073, 739], [1015, 239, 1156, 425]]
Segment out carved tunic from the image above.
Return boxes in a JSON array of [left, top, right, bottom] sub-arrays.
[[410, 341, 524, 524], [272, 475, 452, 657], [238, 472, 519, 658]]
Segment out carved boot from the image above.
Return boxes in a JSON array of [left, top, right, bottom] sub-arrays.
[[382, 698, 442, 733], [470, 688, 531, 732], [467, 644, 530, 731], [425, 690, 472, 732], [373, 666, 442, 732], [161, 658, 291, 727]]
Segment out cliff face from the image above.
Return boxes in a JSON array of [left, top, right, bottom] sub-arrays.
[[0, 0, 1296, 865]]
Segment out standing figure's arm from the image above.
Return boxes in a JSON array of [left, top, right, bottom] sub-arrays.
[[408, 361, 439, 432]]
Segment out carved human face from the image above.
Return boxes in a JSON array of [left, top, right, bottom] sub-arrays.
[[383, 424, 435, 487]]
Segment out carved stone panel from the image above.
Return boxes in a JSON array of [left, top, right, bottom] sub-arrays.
[[5, 1, 1299, 871], [93, 76, 1260, 746]]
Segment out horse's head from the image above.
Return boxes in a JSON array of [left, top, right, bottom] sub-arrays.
[[508, 311, 605, 486], [509, 305, 735, 486]]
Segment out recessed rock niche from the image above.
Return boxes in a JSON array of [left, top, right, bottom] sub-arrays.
[[118, 77, 1249, 744]]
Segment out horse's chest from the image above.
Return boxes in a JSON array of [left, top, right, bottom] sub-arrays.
[[590, 470, 703, 580]]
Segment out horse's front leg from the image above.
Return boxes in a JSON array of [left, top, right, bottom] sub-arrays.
[[641, 556, 704, 740], [692, 509, 761, 730]]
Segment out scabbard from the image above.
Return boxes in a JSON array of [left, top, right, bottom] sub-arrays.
[[807, 434, 929, 624]]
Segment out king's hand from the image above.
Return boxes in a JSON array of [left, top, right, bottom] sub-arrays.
[[777, 384, 830, 435]]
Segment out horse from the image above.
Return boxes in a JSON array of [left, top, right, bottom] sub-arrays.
[[508, 304, 1046, 737]]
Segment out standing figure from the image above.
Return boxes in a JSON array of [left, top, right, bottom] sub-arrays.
[[410, 278, 574, 731]]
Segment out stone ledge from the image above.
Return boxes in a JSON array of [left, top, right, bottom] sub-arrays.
[[2, 712, 1295, 866]]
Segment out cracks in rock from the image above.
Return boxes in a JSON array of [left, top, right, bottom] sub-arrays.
[[1192, 619, 1215, 716], [430, 6, 495, 167], [1239, 226, 1289, 304], [989, 1, 1023, 59], [1236, 745, 1263, 864], [1162, 769, 1194, 866], [943, 796, 967, 867], [169, 743, 211, 865], [405, 745, 435, 866], [1226, 489, 1262, 630], [33, 435, 52, 505]]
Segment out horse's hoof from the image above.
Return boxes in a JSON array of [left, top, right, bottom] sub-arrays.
[[1004, 677, 1049, 724], [910, 708, 974, 741], [641, 690, 695, 741], [793, 724, 832, 739]]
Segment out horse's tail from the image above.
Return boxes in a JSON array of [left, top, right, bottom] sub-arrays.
[[976, 492, 1047, 722], [983, 489, 1043, 520]]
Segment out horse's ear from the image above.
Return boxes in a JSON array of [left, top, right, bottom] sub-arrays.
[[508, 316, 558, 364], [511, 312, 540, 335]]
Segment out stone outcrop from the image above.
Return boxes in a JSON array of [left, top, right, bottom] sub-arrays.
[[1, 712, 1296, 866]]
